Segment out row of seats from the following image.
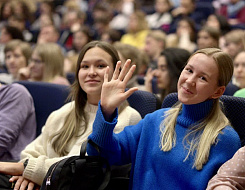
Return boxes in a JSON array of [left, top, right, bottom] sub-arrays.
[[15, 81, 162, 137], [16, 81, 245, 147]]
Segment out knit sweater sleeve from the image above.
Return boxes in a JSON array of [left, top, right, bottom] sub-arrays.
[[88, 101, 144, 165], [20, 126, 67, 185], [20, 103, 74, 185]]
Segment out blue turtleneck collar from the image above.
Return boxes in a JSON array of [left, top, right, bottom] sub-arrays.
[[177, 99, 214, 128]]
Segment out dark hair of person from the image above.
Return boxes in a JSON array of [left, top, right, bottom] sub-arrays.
[[213, 14, 231, 35], [0, 2, 13, 21], [160, 47, 191, 100], [178, 17, 197, 42], [3, 25, 24, 40]]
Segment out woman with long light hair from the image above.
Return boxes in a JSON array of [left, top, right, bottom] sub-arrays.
[[87, 48, 241, 190], [0, 41, 141, 189], [18, 43, 70, 85]]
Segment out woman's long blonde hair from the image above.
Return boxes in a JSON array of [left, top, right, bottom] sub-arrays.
[[50, 41, 127, 156], [160, 48, 234, 170], [33, 43, 65, 82]]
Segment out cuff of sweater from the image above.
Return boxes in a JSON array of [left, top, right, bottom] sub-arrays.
[[88, 101, 118, 149], [22, 158, 37, 183]]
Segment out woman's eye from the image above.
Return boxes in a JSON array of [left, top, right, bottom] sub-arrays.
[[98, 64, 106, 68], [81, 65, 88, 69], [186, 68, 192, 73], [200, 76, 207, 81], [14, 54, 21, 58]]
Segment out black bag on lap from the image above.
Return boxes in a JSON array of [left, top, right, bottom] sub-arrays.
[[0, 174, 13, 190], [40, 139, 130, 190]]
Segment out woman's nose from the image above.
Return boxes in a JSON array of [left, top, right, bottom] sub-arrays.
[[236, 65, 243, 72], [88, 66, 97, 76], [186, 76, 196, 86]]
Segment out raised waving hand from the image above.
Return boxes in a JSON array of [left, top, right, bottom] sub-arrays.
[[101, 59, 138, 119]]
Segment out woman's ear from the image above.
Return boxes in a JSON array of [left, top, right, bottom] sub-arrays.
[[212, 86, 226, 99]]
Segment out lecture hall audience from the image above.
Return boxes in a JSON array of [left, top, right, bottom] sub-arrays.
[[0, 0, 244, 189]]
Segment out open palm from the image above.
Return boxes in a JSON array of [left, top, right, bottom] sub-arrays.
[[101, 59, 138, 118]]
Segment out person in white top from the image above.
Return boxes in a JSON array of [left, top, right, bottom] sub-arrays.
[[0, 41, 142, 189]]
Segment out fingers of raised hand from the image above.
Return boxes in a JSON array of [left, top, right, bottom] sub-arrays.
[[123, 64, 136, 84], [104, 66, 110, 83], [112, 61, 122, 80], [118, 59, 131, 81], [125, 87, 138, 99]]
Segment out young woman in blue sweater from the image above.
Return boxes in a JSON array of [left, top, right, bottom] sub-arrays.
[[88, 48, 241, 190]]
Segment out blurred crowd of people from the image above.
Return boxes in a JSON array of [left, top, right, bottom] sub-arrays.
[[0, 0, 244, 90], [0, 0, 245, 189]]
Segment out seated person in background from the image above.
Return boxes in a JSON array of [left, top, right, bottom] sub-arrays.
[[0, 25, 24, 69], [87, 48, 241, 190], [113, 42, 141, 88], [64, 54, 78, 76], [144, 47, 190, 101], [204, 14, 231, 50], [206, 146, 245, 190], [146, 0, 173, 32], [197, 26, 220, 50], [17, 43, 70, 86], [217, 0, 245, 26], [0, 82, 36, 161], [222, 29, 245, 60], [100, 28, 122, 44], [120, 10, 149, 49], [66, 26, 93, 57], [37, 24, 60, 45], [0, 41, 141, 189], [36, 24, 67, 55], [0, 40, 31, 84], [232, 51, 245, 97], [170, 0, 207, 33], [143, 30, 166, 70], [166, 17, 197, 53]]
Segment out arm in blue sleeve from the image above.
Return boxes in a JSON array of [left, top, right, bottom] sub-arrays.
[[87, 101, 144, 165]]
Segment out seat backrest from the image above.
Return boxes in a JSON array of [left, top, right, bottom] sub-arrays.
[[223, 82, 240, 96], [161, 93, 245, 146], [66, 72, 75, 85], [127, 90, 162, 118], [16, 81, 70, 137]]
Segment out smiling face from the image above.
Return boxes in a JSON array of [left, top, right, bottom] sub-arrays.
[[78, 47, 114, 105], [177, 53, 224, 105]]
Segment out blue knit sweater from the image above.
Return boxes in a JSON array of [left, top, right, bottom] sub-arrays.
[[88, 100, 241, 190]]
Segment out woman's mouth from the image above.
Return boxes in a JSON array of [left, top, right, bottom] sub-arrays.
[[182, 86, 193, 94]]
